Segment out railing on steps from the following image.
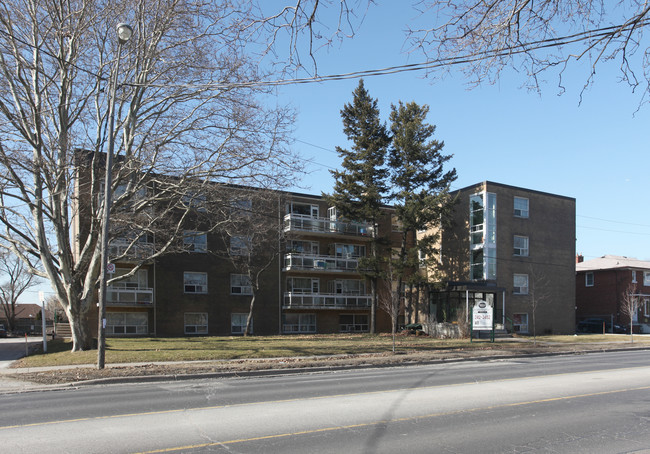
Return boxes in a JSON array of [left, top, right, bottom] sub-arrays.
[[54, 322, 72, 339]]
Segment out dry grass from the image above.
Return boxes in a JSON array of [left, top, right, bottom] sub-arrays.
[[13, 333, 649, 369]]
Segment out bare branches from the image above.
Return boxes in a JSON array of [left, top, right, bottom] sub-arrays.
[[407, 1, 650, 99]]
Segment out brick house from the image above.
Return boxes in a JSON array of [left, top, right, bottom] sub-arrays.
[[426, 181, 576, 335], [575, 255, 650, 333]]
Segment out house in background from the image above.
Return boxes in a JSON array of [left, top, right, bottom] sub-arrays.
[[426, 181, 576, 335], [0, 303, 53, 335], [575, 255, 650, 333]]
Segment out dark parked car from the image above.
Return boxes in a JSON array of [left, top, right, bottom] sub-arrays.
[[0, 323, 7, 337], [577, 318, 609, 333]]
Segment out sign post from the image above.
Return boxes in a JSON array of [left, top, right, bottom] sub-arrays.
[[471, 300, 494, 343]]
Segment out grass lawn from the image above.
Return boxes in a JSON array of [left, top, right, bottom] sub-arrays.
[[14, 333, 649, 368]]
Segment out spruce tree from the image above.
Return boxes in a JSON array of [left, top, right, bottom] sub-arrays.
[[327, 80, 390, 333], [388, 101, 457, 323]]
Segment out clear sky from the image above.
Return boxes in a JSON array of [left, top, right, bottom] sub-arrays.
[[273, 3, 650, 263]]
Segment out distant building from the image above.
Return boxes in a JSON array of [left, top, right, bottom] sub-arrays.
[[425, 181, 576, 335], [0, 303, 53, 335], [575, 255, 650, 333]]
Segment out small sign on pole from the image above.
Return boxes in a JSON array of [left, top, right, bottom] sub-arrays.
[[107, 263, 116, 274]]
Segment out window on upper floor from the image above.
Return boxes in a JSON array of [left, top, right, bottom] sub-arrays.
[[514, 197, 529, 218], [184, 272, 207, 294], [329, 279, 366, 295], [286, 202, 319, 218], [230, 199, 252, 217], [586, 272, 594, 287], [335, 243, 366, 258], [632, 270, 637, 283], [229, 235, 251, 256], [183, 231, 207, 253], [513, 274, 529, 295], [513, 235, 529, 257], [287, 240, 319, 255], [231, 274, 252, 295], [644, 271, 650, 286], [111, 268, 148, 289], [286, 277, 319, 294]]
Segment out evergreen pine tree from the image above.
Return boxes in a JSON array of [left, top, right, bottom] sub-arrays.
[[327, 80, 390, 333], [388, 101, 457, 323]]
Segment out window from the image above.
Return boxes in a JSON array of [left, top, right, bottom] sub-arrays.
[[287, 202, 319, 217], [181, 191, 206, 212], [329, 279, 366, 295], [283, 313, 316, 333], [391, 214, 403, 232], [513, 313, 529, 333], [645, 299, 650, 317], [644, 271, 650, 286], [231, 274, 252, 295], [586, 272, 594, 287], [340, 314, 369, 332], [231, 313, 252, 334], [184, 272, 207, 294], [513, 236, 529, 257], [183, 231, 207, 253], [632, 270, 637, 283], [287, 240, 319, 255], [107, 312, 148, 335], [229, 236, 250, 256], [513, 274, 529, 295], [231, 199, 252, 217], [514, 197, 529, 218], [184, 313, 208, 334], [286, 277, 319, 294], [111, 268, 148, 289], [335, 243, 366, 258]]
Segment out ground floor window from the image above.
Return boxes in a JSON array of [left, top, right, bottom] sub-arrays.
[[283, 313, 316, 333], [184, 312, 208, 335], [107, 312, 148, 335], [513, 313, 528, 333], [231, 313, 252, 334], [339, 314, 368, 332], [645, 298, 650, 317]]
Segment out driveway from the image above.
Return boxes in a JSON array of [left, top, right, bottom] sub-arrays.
[[0, 337, 41, 369]]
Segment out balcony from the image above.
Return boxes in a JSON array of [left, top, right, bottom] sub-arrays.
[[283, 214, 372, 238], [283, 253, 361, 273], [109, 239, 154, 262], [106, 286, 154, 307], [283, 292, 371, 309]]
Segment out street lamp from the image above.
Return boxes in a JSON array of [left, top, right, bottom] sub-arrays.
[[98, 23, 132, 370]]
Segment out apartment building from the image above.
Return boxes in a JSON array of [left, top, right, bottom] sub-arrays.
[[428, 181, 576, 335], [89, 184, 398, 337]]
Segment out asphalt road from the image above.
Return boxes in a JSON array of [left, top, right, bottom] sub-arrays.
[[1, 350, 650, 453]]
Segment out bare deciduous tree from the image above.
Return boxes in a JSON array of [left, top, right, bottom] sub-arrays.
[[0, 0, 338, 351], [378, 258, 403, 353], [0, 248, 40, 333], [528, 267, 552, 346], [405, 1, 650, 99], [621, 282, 641, 343]]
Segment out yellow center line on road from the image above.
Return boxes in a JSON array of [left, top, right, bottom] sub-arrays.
[[1, 364, 648, 432], [135, 384, 650, 453]]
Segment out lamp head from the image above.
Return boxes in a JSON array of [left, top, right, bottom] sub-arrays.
[[116, 23, 133, 45]]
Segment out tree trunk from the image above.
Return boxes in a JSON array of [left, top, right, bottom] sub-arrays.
[[64, 301, 94, 351], [245, 293, 256, 337]]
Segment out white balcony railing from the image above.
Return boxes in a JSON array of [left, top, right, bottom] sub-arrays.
[[283, 292, 371, 309], [283, 214, 372, 237], [283, 253, 360, 273], [106, 286, 154, 306]]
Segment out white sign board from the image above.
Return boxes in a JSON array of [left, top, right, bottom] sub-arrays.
[[107, 263, 116, 274], [472, 300, 493, 331]]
